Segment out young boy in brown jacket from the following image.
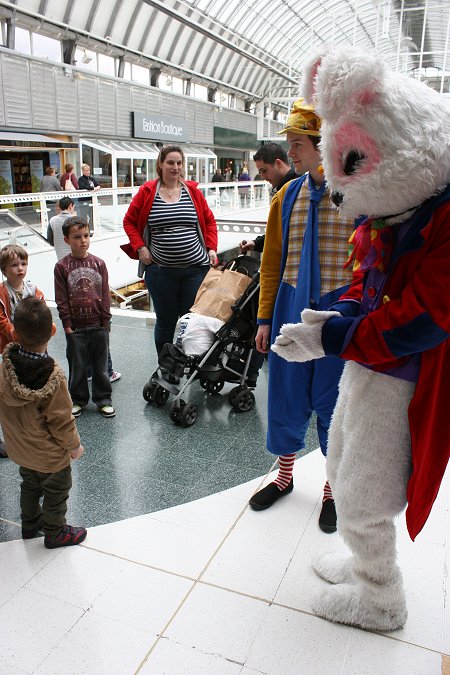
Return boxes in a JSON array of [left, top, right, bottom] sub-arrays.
[[0, 296, 87, 548]]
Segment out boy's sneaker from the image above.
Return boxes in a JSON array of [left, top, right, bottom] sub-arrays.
[[44, 524, 87, 549], [99, 404, 116, 418], [110, 371, 121, 383], [72, 404, 83, 418]]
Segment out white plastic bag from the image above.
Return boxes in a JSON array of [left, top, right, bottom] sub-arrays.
[[176, 312, 224, 356]]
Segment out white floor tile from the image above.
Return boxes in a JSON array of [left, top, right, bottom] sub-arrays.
[[91, 562, 193, 634], [274, 524, 350, 611], [342, 630, 442, 675], [202, 453, 325, 600], [219, 475, 272, 503], [201, 494, 316, 599], [442, 544, 450, 656], [164, 584, 269, 665], [246, 604, 352, 675], [0, 587, 84, 672], [0, 538, 61, 606], [86, 514, 226, 578], [140, 638, 243, 674], [0, 655, 31, 674], [35, 611, 155, 675], [25, 545, 126, 610], [150, 493, 247, 534], [395, 537, 446, 651]]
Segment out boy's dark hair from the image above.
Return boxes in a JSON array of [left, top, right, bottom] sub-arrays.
[[253, 143, 289, 166], [62, 216, 89, 237], [59, 196, 74, 211], [0, 244, 28, 273], [13, 297, 52, 349]]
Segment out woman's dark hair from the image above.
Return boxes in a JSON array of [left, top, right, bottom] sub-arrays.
[[156, 145, 185, 179], [64, 163, 73, 173], [45, 166, 56, 176]]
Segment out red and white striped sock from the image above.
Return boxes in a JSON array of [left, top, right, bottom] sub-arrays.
[[273, 453, 296, 490], [323, 480, 333, 502]]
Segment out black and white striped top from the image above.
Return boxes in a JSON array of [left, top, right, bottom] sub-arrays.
[[147, 187, 209, 267]]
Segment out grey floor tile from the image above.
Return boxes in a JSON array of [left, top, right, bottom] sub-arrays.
[[0, 519, 22, 543], [0, 310, 317, 534]]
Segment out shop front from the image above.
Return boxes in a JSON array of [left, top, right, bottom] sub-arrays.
[[0, 132, 78, 196], [80, 138, 160, 190]]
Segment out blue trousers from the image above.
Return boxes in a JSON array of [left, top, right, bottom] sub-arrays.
[[267, 350, 344, 456], [145, 264, 209, 355], [267, 280, 345, 457]]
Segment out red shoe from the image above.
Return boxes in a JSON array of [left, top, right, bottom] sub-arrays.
[[44, 524, 87, 549]]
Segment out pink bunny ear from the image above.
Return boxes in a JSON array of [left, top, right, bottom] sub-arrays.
[[301, 48, 330, 103]]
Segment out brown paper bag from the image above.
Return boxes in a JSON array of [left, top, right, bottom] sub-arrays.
[[191, 267, 252, 322]]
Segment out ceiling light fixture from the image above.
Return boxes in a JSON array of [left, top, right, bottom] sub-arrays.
[[81, 50, 93, 65]]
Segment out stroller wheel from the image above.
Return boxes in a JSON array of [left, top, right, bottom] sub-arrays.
[[143, 382, 169, 407], [153, 385, 169, 407], [229, 387, 255, 413], [143, 382, 156, 402], [180, 403, 198, 427], [228, 385, 243, 406], [205, 379, 224, 394], [170, 399, 186, 424]]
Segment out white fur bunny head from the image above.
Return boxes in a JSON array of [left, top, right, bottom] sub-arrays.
[[301, 47, 450, 219]]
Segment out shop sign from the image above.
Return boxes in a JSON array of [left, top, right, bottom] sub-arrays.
[[133, 112, 188, 142]]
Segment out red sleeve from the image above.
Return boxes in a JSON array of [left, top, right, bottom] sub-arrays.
[[195, 190, 218, 251], [71, 173, 79, 190], [341, 212, 450, 365], [123, 185, 147, 252], [54, 262, 71, 328], [0, 307, 14, 344]]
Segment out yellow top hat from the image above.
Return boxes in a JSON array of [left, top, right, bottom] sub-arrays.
[[278, 97, 321, 136]]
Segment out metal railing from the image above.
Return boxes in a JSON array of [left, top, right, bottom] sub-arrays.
[[0, 181, 271, 238]]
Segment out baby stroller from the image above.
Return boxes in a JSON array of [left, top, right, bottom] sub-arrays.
[[143, 255, 261, 427]]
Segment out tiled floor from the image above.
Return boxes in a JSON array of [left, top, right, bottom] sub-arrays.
[[0, 451, 448, 674], [0, 311, 448, 674]]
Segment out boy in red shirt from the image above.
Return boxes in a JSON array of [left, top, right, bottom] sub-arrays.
[[54, 217, 115, 418]]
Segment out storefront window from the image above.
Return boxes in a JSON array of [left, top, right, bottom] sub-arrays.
[[133, 158, 147, 186], [117, 158, 132, 187], [81, 145, 112, 188]]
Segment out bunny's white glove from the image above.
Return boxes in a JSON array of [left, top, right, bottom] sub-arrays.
[[271, 309, 341, 363]]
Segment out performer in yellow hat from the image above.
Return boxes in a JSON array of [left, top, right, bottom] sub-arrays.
[[248, 98, 356, 532]]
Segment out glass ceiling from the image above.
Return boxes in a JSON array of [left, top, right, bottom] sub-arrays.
[[4, 0, 450, 100]]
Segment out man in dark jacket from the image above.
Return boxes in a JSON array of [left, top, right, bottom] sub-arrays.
[[240, 143, 296, 253]]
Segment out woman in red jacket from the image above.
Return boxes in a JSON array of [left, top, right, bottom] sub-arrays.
[[122, 145, 218, 355]]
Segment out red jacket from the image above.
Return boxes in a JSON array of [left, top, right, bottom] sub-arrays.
[[121, 179, 218, 259], [322, 189, 450, 540]]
